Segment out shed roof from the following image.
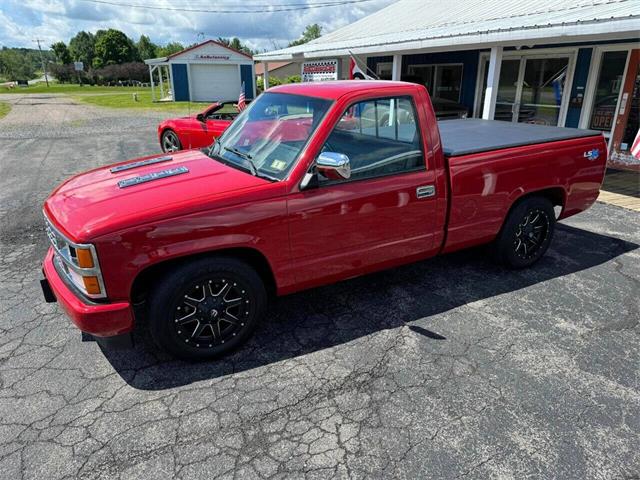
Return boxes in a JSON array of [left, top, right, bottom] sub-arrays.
[[255, 0, 640, 60], [145, 39, 253, 65]]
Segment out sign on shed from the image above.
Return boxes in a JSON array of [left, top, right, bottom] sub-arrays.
[[74, 62, 84, 71], [302, 59, 339, 82]]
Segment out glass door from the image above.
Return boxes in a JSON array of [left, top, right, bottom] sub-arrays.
[[494, 59, 522, 122], [588, 50, 629, 138], [477, 54, 572, 126], [519, 58, 569, 126]]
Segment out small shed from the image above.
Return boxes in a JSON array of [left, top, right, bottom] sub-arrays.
[[144, 40, 255, 103]]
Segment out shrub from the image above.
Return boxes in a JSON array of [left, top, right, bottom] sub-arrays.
[[94, 62, 148, 85]]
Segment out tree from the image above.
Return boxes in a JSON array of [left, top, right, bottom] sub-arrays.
[[288, 24, 322, 47], [69, 31, 95, 68], [137, 35, 158, 60], [0, 48, 37, 80], [51, 41, 72, 64], [158, 42, 184, 57], [93, 29, 137, 68], [216, 37, 255, 56]]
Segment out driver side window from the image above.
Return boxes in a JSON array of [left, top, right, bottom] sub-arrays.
[[319, 96, 424, 184]]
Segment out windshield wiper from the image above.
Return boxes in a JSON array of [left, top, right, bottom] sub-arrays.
[[224, 145, 252, 160], [223, 146, 259, 177], [216, 145, 278, 182]]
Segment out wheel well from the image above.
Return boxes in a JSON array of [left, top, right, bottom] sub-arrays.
[[514, 187, 565, 209], [161, 127, 175, 139], [130, 248, 277, 304], [496, 187, 565, 238]]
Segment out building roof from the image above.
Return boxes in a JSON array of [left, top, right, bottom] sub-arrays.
[[254, 62, 293, 75], [145, 39, 253, 64], [255, 0, 640, 60], [167, 40, 253, 60]]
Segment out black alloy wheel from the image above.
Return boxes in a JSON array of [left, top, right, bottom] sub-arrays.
[[494, 196, 556, 268], [513, 207, 551, 261], [148, 257, 267, 360], [174, 279, 250, 348]]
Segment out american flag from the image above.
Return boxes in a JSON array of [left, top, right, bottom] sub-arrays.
[[631, 128, 640, 160], [237, 82, 246, 112]]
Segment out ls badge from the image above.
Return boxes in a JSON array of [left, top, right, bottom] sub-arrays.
[[583, 149, 600, 161]]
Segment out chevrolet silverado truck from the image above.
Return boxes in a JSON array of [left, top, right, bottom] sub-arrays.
[[40, 81, 606, 360]]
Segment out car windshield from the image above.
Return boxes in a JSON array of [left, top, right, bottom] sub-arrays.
[[207, 92, 332, 181]]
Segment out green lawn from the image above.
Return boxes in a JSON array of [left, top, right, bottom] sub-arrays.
[[1, 81, 239, 113], [73, 90, 212, 112], [0, 101, 10, 119], [0, 83, 154, 94]]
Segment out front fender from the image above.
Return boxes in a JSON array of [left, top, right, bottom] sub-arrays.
[[93, 195, 291, 302]]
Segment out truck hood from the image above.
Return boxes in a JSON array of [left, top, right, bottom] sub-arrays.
[[45, 149, 271, 241]]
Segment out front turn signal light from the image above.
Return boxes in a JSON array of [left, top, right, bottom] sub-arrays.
[[82, 276, 101, 295], [76, 248, 95, 268]]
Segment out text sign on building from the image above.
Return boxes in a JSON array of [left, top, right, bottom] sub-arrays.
[[74, 62, 84, 71], [302, 60, 339, 82], [196, 54, 231, 61]]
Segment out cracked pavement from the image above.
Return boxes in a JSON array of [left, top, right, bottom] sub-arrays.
[[1, 96, 639, 479]]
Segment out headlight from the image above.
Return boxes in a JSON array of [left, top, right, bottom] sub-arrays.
[[44, 213, 106, 299]]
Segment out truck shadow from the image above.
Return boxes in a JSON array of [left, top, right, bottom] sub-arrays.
[[102, 224, 638, 390]]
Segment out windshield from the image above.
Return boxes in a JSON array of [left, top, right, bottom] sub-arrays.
[[207, 92, 332, 181]]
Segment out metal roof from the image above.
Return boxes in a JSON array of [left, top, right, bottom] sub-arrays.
[[255, 0, 640, 60]]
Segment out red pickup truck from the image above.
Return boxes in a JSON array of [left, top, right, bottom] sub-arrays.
[[41, 81, 606, 360]]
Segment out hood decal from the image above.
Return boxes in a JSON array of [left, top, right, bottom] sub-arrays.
[[110, 155, 173, 173], [118, 166, 189, 189]]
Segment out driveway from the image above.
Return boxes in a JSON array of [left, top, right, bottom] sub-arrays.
[[0, 95, 639, 479]]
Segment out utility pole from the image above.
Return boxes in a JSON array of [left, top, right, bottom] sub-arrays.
[[34, 39, 50, 87]]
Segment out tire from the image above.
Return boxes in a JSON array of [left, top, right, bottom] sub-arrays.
[[161, 129, 181, 153], [493, 196, 555, 269], [148, 257, 267, 360]]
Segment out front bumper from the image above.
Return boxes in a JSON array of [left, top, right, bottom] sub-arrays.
[[42, 248, 134, 337]]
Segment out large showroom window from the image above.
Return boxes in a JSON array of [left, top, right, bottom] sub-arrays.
[[406, 63, 463, 102]]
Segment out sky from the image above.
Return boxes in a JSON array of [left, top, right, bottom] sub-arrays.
[[0, 0, 396, 52]]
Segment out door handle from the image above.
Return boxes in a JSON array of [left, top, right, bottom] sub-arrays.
[[416, 185, 435, 199]]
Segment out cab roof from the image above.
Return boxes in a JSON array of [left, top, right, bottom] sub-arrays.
[[268, 80, 421, 100]]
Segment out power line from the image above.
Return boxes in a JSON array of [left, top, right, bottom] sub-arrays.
[[77, 0, 376, 13]]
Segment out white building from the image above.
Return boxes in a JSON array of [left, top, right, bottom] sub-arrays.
[[256, 0, 640, 170], [145, 40, 255, 104]]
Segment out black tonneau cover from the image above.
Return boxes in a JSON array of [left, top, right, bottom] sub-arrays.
[[438, 119, 600, 157]]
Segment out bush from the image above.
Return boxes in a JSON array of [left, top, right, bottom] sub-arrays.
[[94, 62, 148, 85], [256, 74, 301, 93], [49, 63, 79, 83], [48, 63, 95, 85]]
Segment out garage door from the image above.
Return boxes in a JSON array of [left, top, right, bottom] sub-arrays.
[[190, 64, 239, 102]]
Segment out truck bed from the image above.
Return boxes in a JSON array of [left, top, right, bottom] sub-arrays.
[[438, 119, 601, 157]]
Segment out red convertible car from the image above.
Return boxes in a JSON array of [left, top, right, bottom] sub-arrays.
[[157, 101, 245, 152]]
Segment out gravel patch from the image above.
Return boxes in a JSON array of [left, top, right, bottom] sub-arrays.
[[0, 93, 186, 139]]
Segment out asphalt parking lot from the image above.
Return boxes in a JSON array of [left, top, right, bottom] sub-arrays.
[[0, 94, 639, 479]]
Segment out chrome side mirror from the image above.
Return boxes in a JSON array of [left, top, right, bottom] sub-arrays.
[[316, 152, 351, 180]]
